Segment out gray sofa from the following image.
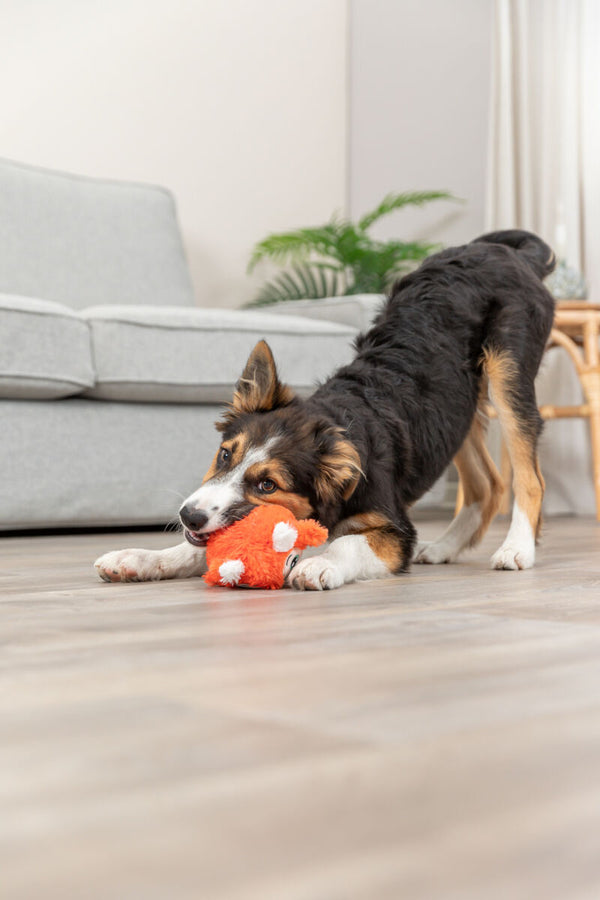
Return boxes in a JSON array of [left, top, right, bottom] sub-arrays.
[[0, 159, 359, 530]]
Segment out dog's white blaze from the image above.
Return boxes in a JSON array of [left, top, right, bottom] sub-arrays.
[[182, 440, 275, 533], [491, 501, 535, 570]]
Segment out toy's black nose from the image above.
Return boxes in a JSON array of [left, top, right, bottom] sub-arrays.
[[180, 505, 208, 531]]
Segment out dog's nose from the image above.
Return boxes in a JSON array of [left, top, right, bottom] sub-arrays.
[[180, 505, 209, 531]]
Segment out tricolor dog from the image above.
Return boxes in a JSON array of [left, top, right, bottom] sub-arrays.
[[95, 230, 555, 590]]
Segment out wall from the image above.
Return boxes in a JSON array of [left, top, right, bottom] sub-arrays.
[[2, 1, 494, 308], [349, 0, 493, 247], [1, 0, 348, 307]]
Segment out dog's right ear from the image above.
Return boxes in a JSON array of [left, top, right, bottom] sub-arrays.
[[233, 340, 295, 414], [217, 341, 294, 431]]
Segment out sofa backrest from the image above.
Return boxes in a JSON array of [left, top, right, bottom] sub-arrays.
[[0, 157, 195, 310]]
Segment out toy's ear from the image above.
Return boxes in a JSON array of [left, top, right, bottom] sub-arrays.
[[295, 520, 328, 549], [272, 521, 298, 553]]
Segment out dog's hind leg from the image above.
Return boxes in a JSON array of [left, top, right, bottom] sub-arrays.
[[414, 395, 504, 564], [484, 348, 545, 570]]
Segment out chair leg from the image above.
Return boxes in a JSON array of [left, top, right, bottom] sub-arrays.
[[581, 370, 600, 521], [581, 319, 600, 521]]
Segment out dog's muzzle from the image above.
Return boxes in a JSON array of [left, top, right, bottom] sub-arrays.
[[180, 505, 210, 547]]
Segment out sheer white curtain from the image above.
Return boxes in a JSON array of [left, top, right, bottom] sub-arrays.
[[486, 0, 600, 288], [486, 0, 600, 514]]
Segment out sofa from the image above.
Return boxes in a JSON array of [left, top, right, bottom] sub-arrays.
[[0, 158, 361, 530]]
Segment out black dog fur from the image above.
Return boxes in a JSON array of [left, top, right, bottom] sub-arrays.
[[218, 230, 555, 574]]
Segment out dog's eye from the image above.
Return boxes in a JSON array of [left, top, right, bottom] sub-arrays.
[[218, 447, 231, 465], [257, 478, 277, 494]]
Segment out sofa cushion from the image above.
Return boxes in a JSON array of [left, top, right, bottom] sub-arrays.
[[0, 157, 195, 310], [0, 294, 95, 399], [266, 294, 386, 331], [83, 305, 358, 403]]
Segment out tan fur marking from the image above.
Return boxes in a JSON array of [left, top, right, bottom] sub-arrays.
[[332, 511, 390, 538], [202, 433, 250, 484], [253, 492, 314, 520], [244, 460, 292, 491], [232, 434, 250, 467], [506, 431, 544, 535], [264, 459, 292, 490], [232, 341, 294, 416], [481, 347, 519, 385], [316, 438, 363, 504], [366, 528, 404, 573], [202, 451, 220, 484], [244, 462, 272, 486], [243, 459, 313, 519], [333, 511, 404, 574], [232, 380, 294, 416], [453, 385, 504, 547], [484, 348, 544, 536], [534, 457, 545, 540]]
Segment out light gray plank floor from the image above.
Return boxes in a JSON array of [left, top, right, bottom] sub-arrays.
[[2, 515, 600, 900]]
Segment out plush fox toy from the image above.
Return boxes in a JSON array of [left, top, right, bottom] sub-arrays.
[[203, 504, 328, 590]]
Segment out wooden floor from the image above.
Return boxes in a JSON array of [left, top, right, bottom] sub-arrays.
[[2, 515, 600, 900]]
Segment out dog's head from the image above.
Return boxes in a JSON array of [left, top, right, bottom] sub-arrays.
[[179, 340, 362, 546]]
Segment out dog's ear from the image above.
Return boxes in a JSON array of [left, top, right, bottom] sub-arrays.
[[314, 426, 363, 506], [234, 340, 295, 414], [217, 341, 294, 431]]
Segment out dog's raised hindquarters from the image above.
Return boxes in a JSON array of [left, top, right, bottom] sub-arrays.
[[95, 229, 555, 589]]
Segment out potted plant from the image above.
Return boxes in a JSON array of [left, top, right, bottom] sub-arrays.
[[247, 190, 458, 306]]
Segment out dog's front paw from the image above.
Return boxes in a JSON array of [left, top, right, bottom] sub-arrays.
[[94, 549, 165, 583], [490, 543, 535, 571], [288, 556, 344, 591]]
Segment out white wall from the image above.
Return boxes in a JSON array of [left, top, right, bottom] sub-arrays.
[[2, 0, 494, 308], [349, 0, 493, 247], [1, 0, 348, 307]]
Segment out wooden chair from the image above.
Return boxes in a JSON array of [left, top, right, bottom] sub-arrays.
[[456, 301, 600, 520]]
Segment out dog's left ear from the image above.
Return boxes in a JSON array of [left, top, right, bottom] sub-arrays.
[[315, 427, 363, 506]]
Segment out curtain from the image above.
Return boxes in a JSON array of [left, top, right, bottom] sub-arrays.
[[486, 0, 600, 289], [486, 0, 600, 515]]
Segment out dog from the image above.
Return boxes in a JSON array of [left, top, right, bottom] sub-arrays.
[[95, 229, 556, 590]]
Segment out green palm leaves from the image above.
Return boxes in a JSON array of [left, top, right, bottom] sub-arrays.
[[247, 190, 458, 306]]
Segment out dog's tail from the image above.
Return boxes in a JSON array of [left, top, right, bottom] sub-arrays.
[[472, 229, 556, 281]]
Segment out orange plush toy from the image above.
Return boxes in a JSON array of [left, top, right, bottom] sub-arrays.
[[203, 504, 328, 590]]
